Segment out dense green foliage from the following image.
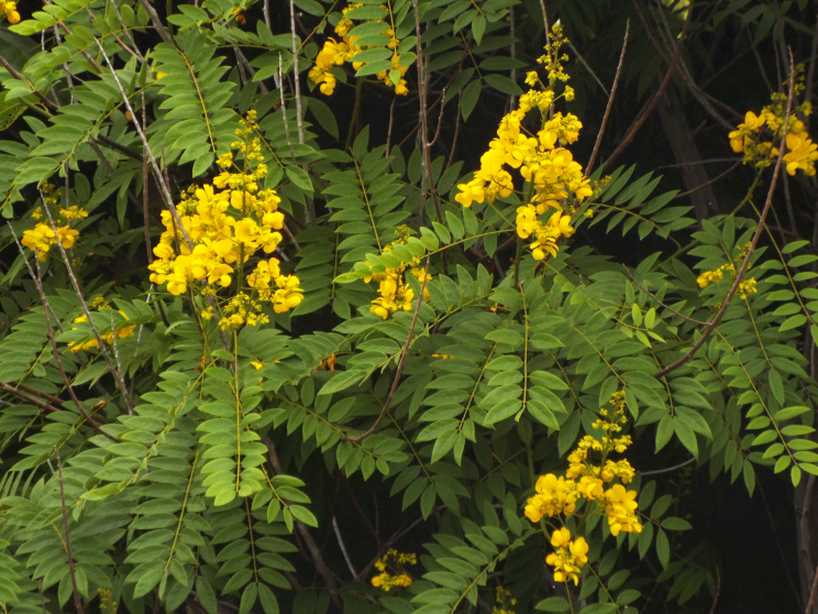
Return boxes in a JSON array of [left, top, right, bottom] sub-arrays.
[[0, 1, 817, 613]]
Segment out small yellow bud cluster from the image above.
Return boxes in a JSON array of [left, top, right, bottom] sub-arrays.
[[68, 307, 135, 353], [370, 549, 416, 591], [0, 0, 20, 24], [365, 233, 432, 319], [492, 585, 518, 614], [524, 392, 642, 585], [97, 587, 117, 614], [148, 111, 303, 330], [309, 3, 409, 96], [455, 24, 591, 263], [21, 185, 88, 262], [545, 527, 589, 586], [538, 23, 571, 85], [696, 261, 758, 300], [729, 82, 817, 176]]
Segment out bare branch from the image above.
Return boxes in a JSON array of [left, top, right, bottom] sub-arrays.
[[585, 20, 629, 176]]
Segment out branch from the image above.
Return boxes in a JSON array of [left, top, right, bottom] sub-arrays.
[[92, 35, 192, 249], [585, 20, 629, 176], [657, 56, 795, 379], [56, 453, 85, 613], [6, 223, 118, 440], [347, 260, 430, 443], [39, 193, 134, 411], [288, 0, 305, 146], [599, 27, 681, 172], [411, 0, 441, 221], [266, 444, 340, 606]]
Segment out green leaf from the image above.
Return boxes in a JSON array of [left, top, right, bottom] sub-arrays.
[[536, 596, 570, 612], [460, 80, 481, 121]]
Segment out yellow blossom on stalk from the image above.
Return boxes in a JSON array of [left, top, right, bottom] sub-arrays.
[[492, 585, 518, 614], [0, 0, 20, 23], [524, 473, 578, 522], [364, 230, 432, 319], [524, 391, 642, 585], [370, 549, 416, 591], [544, 527, 589, 585], [148, 111, 302, 330], [604, 484, 642, 536], [309, 2, 409, 96], [21, 185, 88, 262], [737, 277, 758, 299], [454, 24, 592, 263], [728, 76, 818, 176], [67, 309, 136, 353], [696, 260, 758, 300]]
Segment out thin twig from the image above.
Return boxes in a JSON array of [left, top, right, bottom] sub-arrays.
[[585, 20, 629, 175], [56, 453, 84, 613], [276, 54, 293, 148], [267, 444, 340, 606], [806, 564, 818, 614], [657, 56, 795, 378], [263, 0, 272, 30], [411, 0, 441, 221], [288, 0, 305, 146], [567, 39, 609, 97], [138, 0, 173, 43], [708, 566, 721, 614], [538, 0, 550, 43], [0, 53, 58, 110], [806, 14, 818, 130], [0, 382, 59, 413], [385, 97, 397, 157], [347, 260, 430, 443], [92, 36, 191, 248], [7, 223, 117, 439], [676, 161, 741, 198], [332, 516, 359, 580], [428, 87, 447, 148], [39, 194, 133, 411], [600, 43, 679, 172], [640, 456, 695, 476]]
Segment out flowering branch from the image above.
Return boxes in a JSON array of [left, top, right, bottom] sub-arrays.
[[657, 55, 796, 379]]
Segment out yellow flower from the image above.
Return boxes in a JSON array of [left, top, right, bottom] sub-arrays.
[[523, 473, 577, 522], [729, 94, 817, 176], [784, 132, 818, 176], [604, 484, 642, 536], [545, 528, 588, 585], [148, 113, 302, 324], [524, 71, 539, 86], [310, 5, 410, 97], [370, 549, 416, 591], [1, 0, 20, 23]]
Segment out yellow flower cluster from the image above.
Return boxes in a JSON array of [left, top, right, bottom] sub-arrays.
[[148, 111, 303, 330], [492, 585, 518, 614], [0, 0, 20, 24], [365, 232, 431, 319], [68, 308, 135, 353], [309, 2, 409, 96], [524, 392, 642, 584], [370, 549, 416, 591], [454, 24, 591, 262], [729, 85, 817, 176], [696, 261, 758, 300], [21, 187, 88, 262], [545, 527, 589, 586]]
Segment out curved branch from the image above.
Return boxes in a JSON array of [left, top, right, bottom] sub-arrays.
[[657, 56, 795, 379]]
